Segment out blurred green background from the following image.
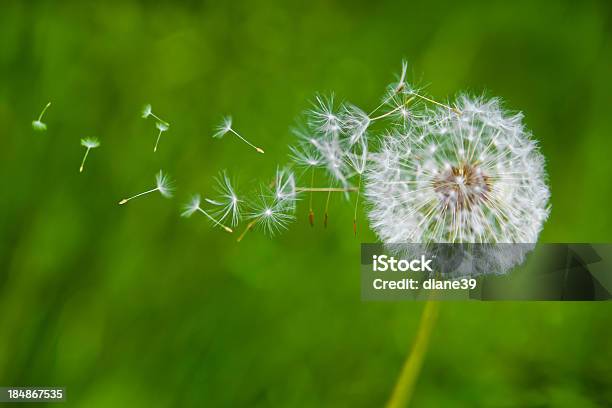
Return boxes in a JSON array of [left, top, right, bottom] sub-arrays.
[[1, 0, 612, 406]]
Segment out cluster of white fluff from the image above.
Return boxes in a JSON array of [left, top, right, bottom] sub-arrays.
[[365, 95, 550, 244], [288, 95, 374, 189]]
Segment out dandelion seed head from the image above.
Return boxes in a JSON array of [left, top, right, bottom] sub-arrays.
[[365, 95, 550, 245], [81, 137, 100, 149]]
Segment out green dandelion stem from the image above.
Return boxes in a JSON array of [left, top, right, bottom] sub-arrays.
[[386, 301, 440, 408]]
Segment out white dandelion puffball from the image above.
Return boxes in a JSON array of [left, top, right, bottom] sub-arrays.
[[365, 95, 551, 245]]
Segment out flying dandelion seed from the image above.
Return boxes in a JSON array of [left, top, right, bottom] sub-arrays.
[[204, 171, 242, 227], [213, 116, 264, 154], [79, 137, 100, 173], [365, 95, 550, 247], [237, 188, 296, 242], [119, 170, 174, 205], [181, 194, 233, 233], [153, 121, 169, 152], [141, 104, 170, 126], [32, 102, 51, 131]]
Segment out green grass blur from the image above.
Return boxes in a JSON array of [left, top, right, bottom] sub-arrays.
[[1, 0, 612, 406]]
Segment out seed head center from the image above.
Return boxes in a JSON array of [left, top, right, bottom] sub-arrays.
[[433, 163, 491, 210]]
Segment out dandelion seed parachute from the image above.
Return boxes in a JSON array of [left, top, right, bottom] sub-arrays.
[[181, 195, 202, 218], [273, 167, 297, 210], [205, 171, 242, 226], [289, 143, 323, 169], [32, 102, 51, 131], [310, 136, 351, 189], [119, 170, 174, 205], [345, 138, 368, 176], [142, 104, 153, 119], [308, 95, 342, 138], [245, 188, 296, 237], [182, 194, 233, 232], [213, 116, 233, 139], [142, 104, 170, 126], [155, 170, 174, 198], [341, 104, 370, 146], [154, 121, 169, 152], [213, 116, 265, 154], [81, 137, 100, 149], [32, 120, 47, 131], [79, 137, 100, 172]]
